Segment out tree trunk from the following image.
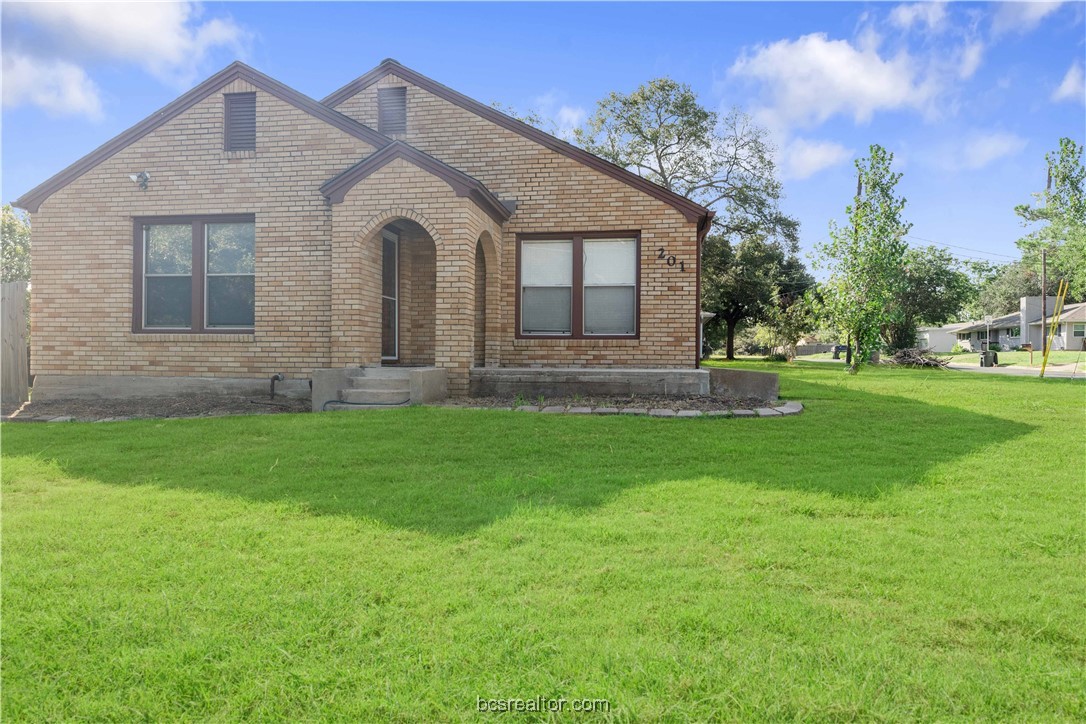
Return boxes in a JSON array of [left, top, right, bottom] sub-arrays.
[[845, 333, 853, 366], [849, 329, 861, 374], [725, 319, 738, 360]]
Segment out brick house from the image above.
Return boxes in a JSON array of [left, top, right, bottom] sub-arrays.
[[15, 59, 713, 405]]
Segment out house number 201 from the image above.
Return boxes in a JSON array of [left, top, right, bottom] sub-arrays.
[[657, 247, 686, 272]]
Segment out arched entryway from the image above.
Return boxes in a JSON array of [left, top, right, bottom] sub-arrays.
[[370, 219, 436, 366]]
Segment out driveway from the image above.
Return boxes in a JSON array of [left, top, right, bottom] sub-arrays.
[[945, 362, 1085, 379], [798, 356, 1085, 379]]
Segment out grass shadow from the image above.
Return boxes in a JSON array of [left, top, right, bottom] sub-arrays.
[[2, 374, 1034, 536]]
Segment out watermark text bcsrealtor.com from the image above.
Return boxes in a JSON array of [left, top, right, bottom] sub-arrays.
[[476, 696, 611, 714]]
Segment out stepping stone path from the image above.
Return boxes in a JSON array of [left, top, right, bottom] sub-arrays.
[[467, 402, 804, 418]]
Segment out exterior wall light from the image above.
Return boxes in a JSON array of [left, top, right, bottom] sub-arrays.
[[128, 172, 150, 190]]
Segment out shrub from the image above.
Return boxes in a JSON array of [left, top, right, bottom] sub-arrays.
[[764, 352, 789, 362], [950, 343, 966, 354], [987, 343, 1002, 352]]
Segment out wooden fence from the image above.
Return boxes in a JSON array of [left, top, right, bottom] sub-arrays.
[[2, 281, 29, 405]]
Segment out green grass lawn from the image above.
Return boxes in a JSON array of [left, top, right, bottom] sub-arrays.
[[3, 364, 1084, 720], [943, 350, 1085, 367], [795, 350, 1085, 368]]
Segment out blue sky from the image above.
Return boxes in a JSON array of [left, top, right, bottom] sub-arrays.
[[3, 1, 1084, 268]]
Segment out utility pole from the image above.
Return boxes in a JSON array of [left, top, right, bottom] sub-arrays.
[[1041, 166, 1051, 354], [1041, 248, 1048, 354], [850, 170, 862, 370]]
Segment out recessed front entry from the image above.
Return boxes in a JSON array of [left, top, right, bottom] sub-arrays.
[[381, 229, 398, 360]]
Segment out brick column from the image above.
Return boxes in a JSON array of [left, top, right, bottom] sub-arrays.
[[434, 230, 477, 395], [331, 212, 381, 367]]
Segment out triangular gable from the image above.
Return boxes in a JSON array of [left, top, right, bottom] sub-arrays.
[[322, 59, 713, 228], [14, 62, 391, 213], [320, 141, 513, 225]]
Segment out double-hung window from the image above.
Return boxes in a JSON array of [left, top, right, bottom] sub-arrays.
[[135, 215, 255, 333], [518, 233, 639, 338], [1074, 323, 1085, 338]]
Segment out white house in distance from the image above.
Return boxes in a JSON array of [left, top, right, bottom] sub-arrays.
[[919, 296, 1073, 352], [1028, 301, 1086, 351], [917, 322, 970, 352]]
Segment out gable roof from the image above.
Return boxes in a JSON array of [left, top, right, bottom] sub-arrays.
[[1028, 301, 1086, 326], [958, 312, 1023, 333], [322, 58, 713, 227], [13, 62, 391, 213], [320, 141, 513, 225]]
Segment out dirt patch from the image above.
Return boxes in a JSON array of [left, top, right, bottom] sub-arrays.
[[2, 394, 310, 422], [437, 393, 768, 412]]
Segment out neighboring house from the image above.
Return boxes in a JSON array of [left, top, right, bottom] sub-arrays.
[[954, 312, 1024, 352], [917, 322, 970, 353], [1028, 301, 1086, 352], [14, 60, 713, 402], [948, 296, 1064, 352]]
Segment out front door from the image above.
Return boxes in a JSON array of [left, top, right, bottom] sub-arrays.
[[381, 230, 398, 360]]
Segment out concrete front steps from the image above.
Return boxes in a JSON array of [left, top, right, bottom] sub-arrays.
[[311, 366, 447, 412]]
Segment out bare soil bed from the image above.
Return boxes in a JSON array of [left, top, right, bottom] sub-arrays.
[[2, 394, 310, 422]]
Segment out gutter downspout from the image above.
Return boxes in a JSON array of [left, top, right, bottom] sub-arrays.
[[695, 211, 715, 369]]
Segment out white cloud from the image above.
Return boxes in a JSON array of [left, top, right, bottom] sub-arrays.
[[960, 132, 1028, 169], [780, 138, 853, 180], [991, 2, 1063, 36], [2, 52, 103, 118], [2, 2, 250, 117], [890, 2, 948, 32], [728, 33, 939, 130], [958, 41, 984, 79], [555, 105, 586, 138], [5, 2, 249, 86], [533, 91, 586, 140], [1052, 61, 1085, 104]]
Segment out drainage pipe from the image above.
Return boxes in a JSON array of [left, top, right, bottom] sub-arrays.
[[321, 399, 410, 411], [269, 373, 285, 399]]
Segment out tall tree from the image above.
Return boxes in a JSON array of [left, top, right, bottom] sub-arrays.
[[1015, 138, 1086, 299], [2, 204, 31, 283], [701, 232, 782, 359], [882, 246, 974, 350], [574, 78, 798, 243], [817, 144, 911, 372], [973, 261, 1042, 317]]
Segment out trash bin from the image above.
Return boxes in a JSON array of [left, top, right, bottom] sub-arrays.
[[979, 351, 995, 367]]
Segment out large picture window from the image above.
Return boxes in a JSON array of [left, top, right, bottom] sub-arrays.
[[517, 232, 639, 338], [134, 215, 255, 333]]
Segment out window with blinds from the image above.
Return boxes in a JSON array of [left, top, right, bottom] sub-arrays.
[[224, 92, 256, 151], [378, 87, 407, 134], [518, 234, 640, 338]]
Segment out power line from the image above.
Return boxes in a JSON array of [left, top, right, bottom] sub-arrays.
[[905, 234, 1018, 260]]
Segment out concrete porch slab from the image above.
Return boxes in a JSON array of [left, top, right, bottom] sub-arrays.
[[469, 367, 709, 398]]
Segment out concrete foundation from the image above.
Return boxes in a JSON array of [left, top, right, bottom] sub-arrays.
[[708, 368, 779, 402], [469, 367, 709, 398], [311, 366, 447, 411], [31, 374, 312, 402]]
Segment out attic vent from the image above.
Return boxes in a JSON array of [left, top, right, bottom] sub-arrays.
[[224, 92, 256, 151], [378, 87, 407, 135]]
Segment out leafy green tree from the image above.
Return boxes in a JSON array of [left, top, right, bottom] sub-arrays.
[[816, 144, 911, 372], [575, 78, 797, 243], [701, 232, 812, 359], [756, 295, 815, 361], [2, 204, 31, 283], [701, 233, 781, 359], [973, 261, 1042, 317], [1015, 138, 1086, 299], [489, 102, 549, 132], [882, 246, 974, 350]]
